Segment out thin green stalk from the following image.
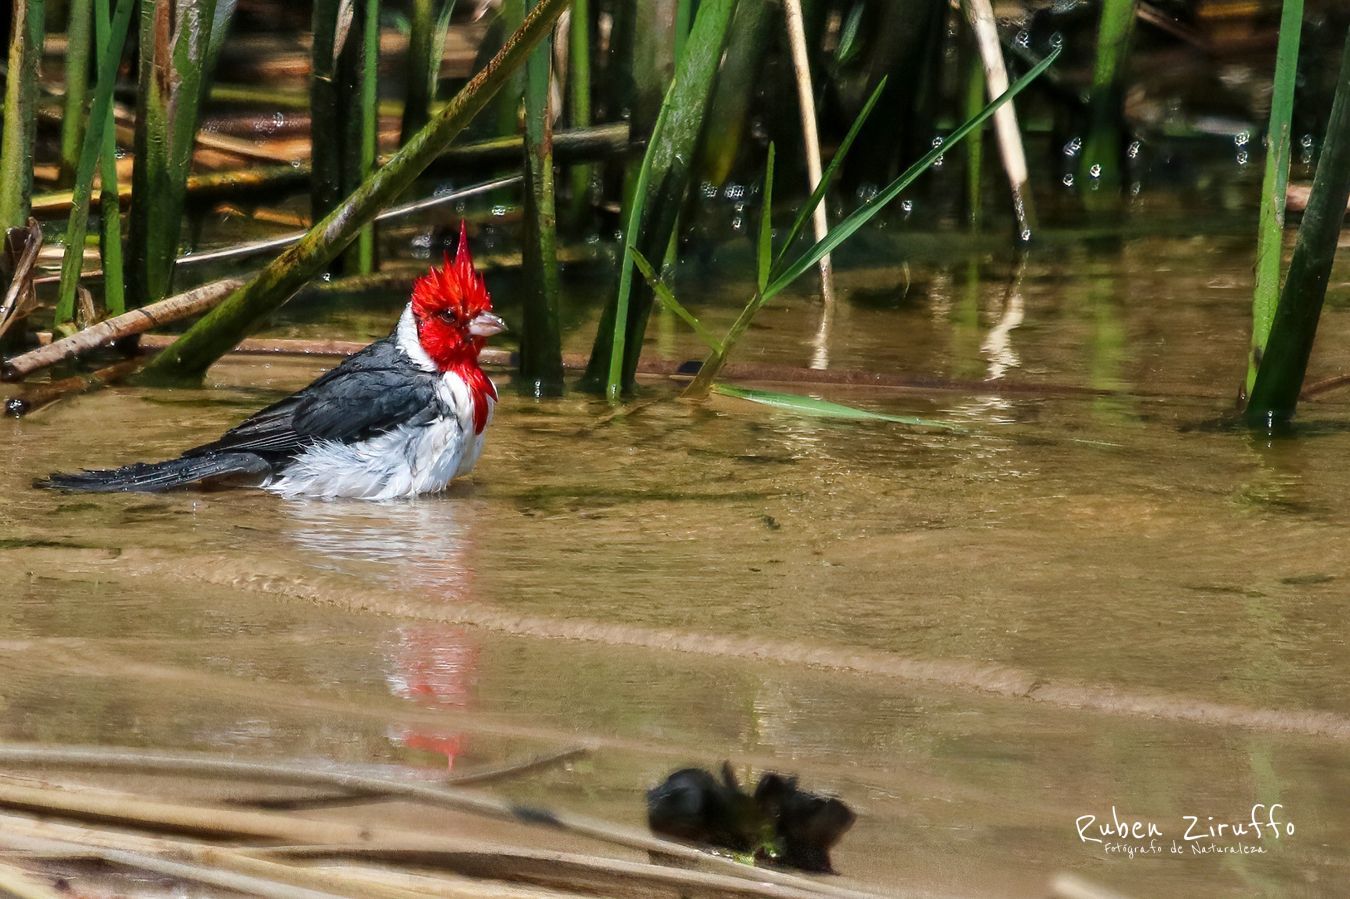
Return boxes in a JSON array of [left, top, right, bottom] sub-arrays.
[[629, 247, 722, 352], [60, 0, 95, 187], [52, 0, 137, 331], [0, 0, 45, 229], [683, 44, 1062, 398], [400, 0, 456, 144], [564, 0, 592, 222], [673, 0, 692, 63], [1247, 0, 1305, 396], [140, 0, 573, 385], [1080, 0, 1137, 197], [95, 0, 125, 316], [128, 0, 222, 308], [582, 0, 738, 398], [962, 35, 985, 228], [520, 0, 564, 395], [348, 0, 382, 273], [1245, 27, 1350, 428]]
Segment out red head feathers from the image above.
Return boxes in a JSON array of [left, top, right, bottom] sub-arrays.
[[409, 222, 505, 433]]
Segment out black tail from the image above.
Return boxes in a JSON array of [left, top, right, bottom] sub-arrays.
[[35, 452, 272, 493]]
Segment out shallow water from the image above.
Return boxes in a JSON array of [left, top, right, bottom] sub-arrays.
[[5, 230, 1350, 896]]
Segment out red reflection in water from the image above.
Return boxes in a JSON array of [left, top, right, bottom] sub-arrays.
[[387, 626, 479, 770]]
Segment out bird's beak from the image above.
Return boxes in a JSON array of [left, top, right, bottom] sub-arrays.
[[468, 311, 507, 337]]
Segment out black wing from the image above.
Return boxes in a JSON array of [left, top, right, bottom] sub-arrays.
[[186, 336, 443, 460]]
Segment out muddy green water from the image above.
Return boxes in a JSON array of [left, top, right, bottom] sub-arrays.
[[4, 232, 1350, 896]]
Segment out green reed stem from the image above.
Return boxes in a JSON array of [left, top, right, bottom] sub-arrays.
[[0, 0, 45, 229], [95, 0, 125, 316], [1245, 26, 1350, 428], [564, 0, 592, 221], [582, 0, 737, 398], [1080, 0, 1137, 197], [519, 0, 564, 395], [59, 0, 94, 187], [140, 0, 573, 385], [1246, 0, 1304, 397], [53, 0, 137, 331], [400, 0, 456, 144], [128, 0, 221, 308]]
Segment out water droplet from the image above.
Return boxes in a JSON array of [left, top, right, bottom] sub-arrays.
[[1064, 137, 1082, 157], [491, 205, 508, 217], [1236, 150, 1249, 165], [900, 199, 913, 214], [1020, 228, 1032, 241], [1015, 30, 1030, 48], [700, 181, 718, 199], [1089, 163, 1102, 179], [1126, 141, 1141, 159], [1062, 174, 1075, 187], [1301, 134, 1314, 148], [1049, 32, 1065, 49], [931, 136, 945, 148], [1234, 130, 1251, 147]]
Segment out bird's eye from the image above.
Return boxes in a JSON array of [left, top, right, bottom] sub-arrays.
[[437, 310, 457, 324]]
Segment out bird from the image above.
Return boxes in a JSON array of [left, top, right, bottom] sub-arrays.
[[36, 222, 506, 500]]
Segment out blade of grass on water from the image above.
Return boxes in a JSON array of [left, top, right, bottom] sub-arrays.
[[628, 246, 722, 353], [712, 384, 965, 430], [766, 44, 1061, 298]]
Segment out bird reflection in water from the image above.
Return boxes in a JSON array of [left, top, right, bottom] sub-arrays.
[[280, 497, 482, 769]]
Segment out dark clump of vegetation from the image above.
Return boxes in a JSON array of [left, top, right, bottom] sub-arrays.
[[647, 763, 856, 874]]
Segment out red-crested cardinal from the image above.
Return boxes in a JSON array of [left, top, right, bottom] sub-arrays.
[[38, 222, 506, 500]]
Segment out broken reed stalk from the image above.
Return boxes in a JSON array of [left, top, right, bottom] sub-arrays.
[[139, 0, 573, 385], [582, 0, 738, 398], [95, 0, 126, 316], [1245, 26, 1350, 428], [3, 278, 243, 382], [783, 0, 836, 307], [400, 0, 456, 144], [128, 0, 221, 309], [520, 0, 565, 395], [0, 0, 44, 229], [963, 0, 1037, 238], [59, 0, 94, 187], [1080, 0, 1137, 199], [1247, 0, 1305, 397], [51, 0, 137, 332]]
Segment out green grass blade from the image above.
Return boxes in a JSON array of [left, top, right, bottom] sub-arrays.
[[606, 98, 671, 401], [629, 246, 722, 353], [757, 142, 775, 292], [1247, 0, 1304, 396], [712, 384, 965, 431], [52, 0, 137, 329], [766, 44, 1061, 298], [772, 76, 886, 270]]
